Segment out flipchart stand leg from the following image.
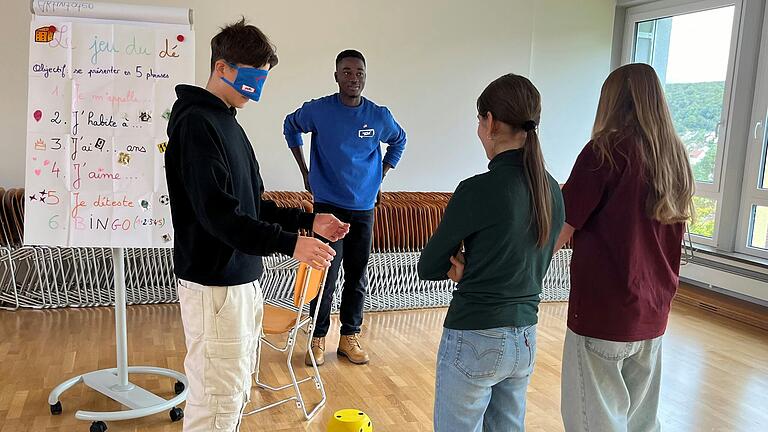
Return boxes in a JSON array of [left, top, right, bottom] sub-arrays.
[[47, 248, 188, 430]]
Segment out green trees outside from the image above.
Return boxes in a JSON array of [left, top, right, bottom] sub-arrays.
[[664, 81, 725, 238], [665, 81, 724, 184]]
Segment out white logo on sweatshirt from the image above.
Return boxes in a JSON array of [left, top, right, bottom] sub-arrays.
[[358, 124, 375, 138]]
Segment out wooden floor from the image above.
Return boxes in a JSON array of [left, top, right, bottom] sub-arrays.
[[0, 301, 766, 432]]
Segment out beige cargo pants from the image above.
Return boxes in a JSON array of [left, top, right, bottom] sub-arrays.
[[177, 279, 263, 431]]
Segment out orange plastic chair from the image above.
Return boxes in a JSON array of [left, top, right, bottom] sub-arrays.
[[244, 262, 328, 420]]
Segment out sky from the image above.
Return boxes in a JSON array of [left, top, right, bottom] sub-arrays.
[[665, 6, 735, 84]]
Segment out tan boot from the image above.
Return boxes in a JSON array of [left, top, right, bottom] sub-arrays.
[[305, 337, 325, 366], [337, 334, 370, 365]]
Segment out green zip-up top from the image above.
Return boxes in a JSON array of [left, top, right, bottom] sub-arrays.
[[418, 149, 565, 330]]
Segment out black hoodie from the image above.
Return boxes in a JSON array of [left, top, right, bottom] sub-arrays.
[[165, 85, 314, 286]]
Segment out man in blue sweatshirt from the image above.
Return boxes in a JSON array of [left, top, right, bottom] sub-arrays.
[[284, 49, 407, 366]]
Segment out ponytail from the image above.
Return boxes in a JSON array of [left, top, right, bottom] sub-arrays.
[[523, 128, 552, 248]]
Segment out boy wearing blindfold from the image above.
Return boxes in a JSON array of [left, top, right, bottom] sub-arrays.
[[164, 18, 349, 431]]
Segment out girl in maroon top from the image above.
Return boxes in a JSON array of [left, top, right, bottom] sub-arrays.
[[556, 63, 694, 432]]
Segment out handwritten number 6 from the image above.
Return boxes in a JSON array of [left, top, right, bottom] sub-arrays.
[[48, 215, 59, 230]]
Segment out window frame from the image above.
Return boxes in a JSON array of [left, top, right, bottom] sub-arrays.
[[736, 6, 768, 259]]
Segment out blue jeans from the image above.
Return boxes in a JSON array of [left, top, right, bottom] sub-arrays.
[[561, 329, 663, 432], [434, 325, 537, 432]]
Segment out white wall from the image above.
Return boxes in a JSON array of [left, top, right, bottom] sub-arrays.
[[0, 0, 34, 189], [531, 0, 616, 182], [0, 0, 615, 191]]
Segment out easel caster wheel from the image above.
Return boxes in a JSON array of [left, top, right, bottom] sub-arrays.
[[170, 407, 184, 422], [50, 401, 62, 415], [90, 421, 108, 432], [174, 381, 185, 395]]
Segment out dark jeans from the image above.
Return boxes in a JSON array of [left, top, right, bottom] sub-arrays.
[[310, 202, 374, 337]]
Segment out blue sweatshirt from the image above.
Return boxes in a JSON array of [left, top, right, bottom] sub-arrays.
[[283, 94, 407, 210]]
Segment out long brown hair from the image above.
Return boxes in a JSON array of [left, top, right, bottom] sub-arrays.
[[592, 63, 695, 223], [477, 74, 552, 247]]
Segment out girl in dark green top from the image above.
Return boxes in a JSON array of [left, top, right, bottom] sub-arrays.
[[418, 74, 564, 432]]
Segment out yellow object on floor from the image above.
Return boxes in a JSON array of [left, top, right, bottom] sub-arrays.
[[327, 409, 373, 432]]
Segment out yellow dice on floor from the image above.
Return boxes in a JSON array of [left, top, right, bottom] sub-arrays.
[[327, 409, 373, 432]]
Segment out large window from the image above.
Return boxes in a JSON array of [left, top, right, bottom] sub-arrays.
[[620, 0, 768, 304], [625, 0, 768, 264], [626, 2, 738, 242]]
